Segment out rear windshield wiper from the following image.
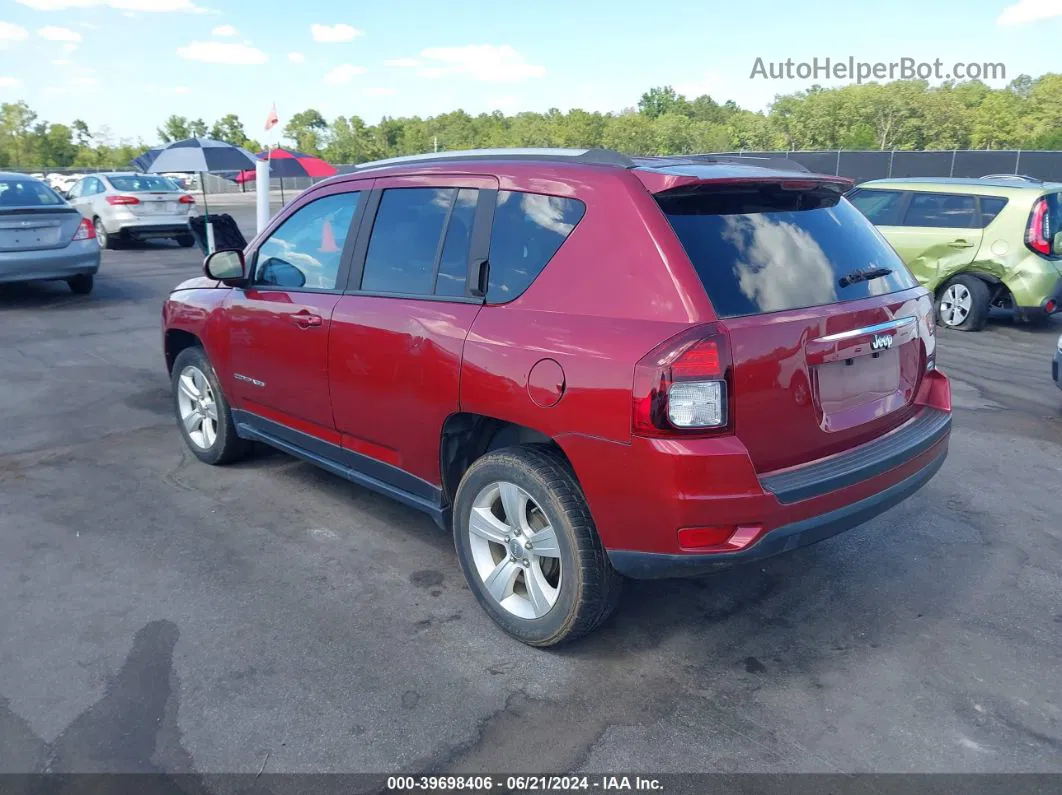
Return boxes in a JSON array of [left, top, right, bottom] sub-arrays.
[[839, 267, 892, 288]]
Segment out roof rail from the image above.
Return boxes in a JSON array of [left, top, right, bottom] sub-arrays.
[[350, 147, 635, 171], [980, 173, 1042, 183]]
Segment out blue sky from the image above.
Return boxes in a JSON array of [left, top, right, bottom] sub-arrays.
[[1, 0, 1061, 145]]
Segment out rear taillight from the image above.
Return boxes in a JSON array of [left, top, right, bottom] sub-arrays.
[[1025, 197, 1051, 255], [179, 194, 195, 205], [106, 195, 140, 206], [71, 217, 95, 241], [632, 324, 733, 436]]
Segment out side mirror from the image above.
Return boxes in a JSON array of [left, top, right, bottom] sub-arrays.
[[1053, 231, 1062, 256], [204, 248, 246, 283]]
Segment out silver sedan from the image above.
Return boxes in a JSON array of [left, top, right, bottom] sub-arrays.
[[0, 172, 100, 294], [66, 172, 197, 250]]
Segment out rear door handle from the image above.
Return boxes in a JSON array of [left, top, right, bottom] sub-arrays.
[[292, 311, 322, 328], [949, 239, 975, 248]]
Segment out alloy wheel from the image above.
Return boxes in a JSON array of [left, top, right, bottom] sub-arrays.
[[176, 365, 219, 450], [467, 481, 562, 620], [939, 283, 972, 327]]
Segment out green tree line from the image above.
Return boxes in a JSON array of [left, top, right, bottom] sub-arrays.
[[4, 74, 1062, 169]]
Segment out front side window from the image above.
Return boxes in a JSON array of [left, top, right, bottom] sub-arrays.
[[487, 191, 585, 303], [253, 192, 359, 290], [903, 193, 977, 229], [847, 188, 906, 226]]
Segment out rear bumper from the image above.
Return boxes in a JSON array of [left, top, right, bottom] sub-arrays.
[[1015, 273, 1062, 316], [0, 242, 100, 284], [118, 223, 190, 240], [563, 370, 952, 580], [609, 448, 946, 579]]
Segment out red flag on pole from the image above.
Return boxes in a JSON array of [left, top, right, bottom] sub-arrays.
[[264, 102, 278, 132]]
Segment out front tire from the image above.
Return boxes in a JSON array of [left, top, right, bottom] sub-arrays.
[[453, 445, 622, 647], [937, 274, 990, 332], [171, 346, 250, 465]]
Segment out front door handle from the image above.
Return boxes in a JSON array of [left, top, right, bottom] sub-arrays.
[[949, 239, 975, 248], [292, 311, 322, 328]]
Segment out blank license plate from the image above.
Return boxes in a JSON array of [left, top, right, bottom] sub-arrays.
[[0, 228, 62, 248]]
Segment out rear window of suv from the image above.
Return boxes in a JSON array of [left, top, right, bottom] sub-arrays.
[[657, 183, 918, 318]]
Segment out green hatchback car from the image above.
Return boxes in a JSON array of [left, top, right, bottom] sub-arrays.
[[848, 176, 1062, 331]]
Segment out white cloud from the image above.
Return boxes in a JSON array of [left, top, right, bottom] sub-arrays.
[[176, 40, 267, 65], [0, 22, 29, 44], [77, 21, 99, 29], [174, 85, 191, 93], [52, 58, 71, 65], [288, 51, 305, 63], [212, 23, 237, 36], [363, 86, 397, 96], [324, 63, 366, 85], [38, 25, 82, 41], [997, 0, 1062, 24], [311, 23, 363, 43], [384, 57, 420, 68], [417, 45, 545, 83], [69, 75, 98, 87], [17, 0, 210, 11], [0, 76, 22, 88], [62, 42, 78, 53]]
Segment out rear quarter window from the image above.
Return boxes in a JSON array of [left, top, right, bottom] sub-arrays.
[[657, 184, 918, 319], [486, 191, 585, 304]]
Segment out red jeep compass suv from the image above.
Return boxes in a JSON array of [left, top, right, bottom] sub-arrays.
[[162, 148, 951, 646]]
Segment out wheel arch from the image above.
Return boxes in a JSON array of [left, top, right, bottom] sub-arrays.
[[164, 328, 202, 374], [439, 412, 573, 507]]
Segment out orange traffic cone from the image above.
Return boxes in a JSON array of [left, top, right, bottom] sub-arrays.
[[320, 219, 339, 252]]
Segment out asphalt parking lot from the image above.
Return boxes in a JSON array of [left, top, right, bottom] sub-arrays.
[[2, 200, 1061, 777]]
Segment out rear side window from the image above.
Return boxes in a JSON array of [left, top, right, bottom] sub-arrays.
[[487, 191, 585, 303], [978, 196, 1008, 227], [0, 179, 63, 207], [657, 184, 918, 319], [903, 193, 977, 228], [848, 188, 905, 225], [361, 187, 479, 297]]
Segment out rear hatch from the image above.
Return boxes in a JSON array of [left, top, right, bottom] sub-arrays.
[[656, 178, 934, 473], [0, 177, 83, 252], [107, 174, 192, 219]]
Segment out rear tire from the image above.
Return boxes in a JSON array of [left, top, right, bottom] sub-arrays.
[[176, 234, 195, 248], [93, 218, 116, 250], [171, 346, 250, 466], [67, 273, 94, 295], [453, 445, 623, 647], [937, 274, 990, 332]]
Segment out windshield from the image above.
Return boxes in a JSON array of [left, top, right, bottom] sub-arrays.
[[0, 178, 64, 207], [108, 175, 181, 192], [657, 184, 919, 318]]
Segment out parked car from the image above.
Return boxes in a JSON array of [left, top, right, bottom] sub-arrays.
[[162, 148, 952, 646], [0, 171, 100, 294], [1054, 334, 1062, 391], [847, 175, 1062, 331], [66, 172, 196, 249]]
